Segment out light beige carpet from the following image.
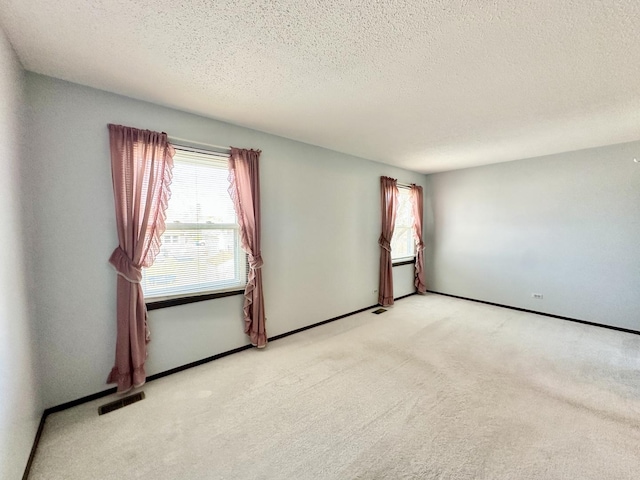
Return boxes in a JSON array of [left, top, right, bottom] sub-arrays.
[[29, 294, 640, 479]]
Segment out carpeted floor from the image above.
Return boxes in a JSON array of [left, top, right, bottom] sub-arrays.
[[29, 294, 640, 479]]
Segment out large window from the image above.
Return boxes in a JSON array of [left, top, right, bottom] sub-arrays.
[[142, 148, 247, 300], [391, 187, 415, 262]]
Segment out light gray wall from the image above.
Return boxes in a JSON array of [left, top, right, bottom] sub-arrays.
[[24, 73, 427, 408], [425, 145, 640, 331], [0, 29, 42, 479]]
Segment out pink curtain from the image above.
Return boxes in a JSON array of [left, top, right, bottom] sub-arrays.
[[106, 124, 174, 393], [378, 176, 399, 306], [410, 184, 426, 293], [228, 148, 267, 348]]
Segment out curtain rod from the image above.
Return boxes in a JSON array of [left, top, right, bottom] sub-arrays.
[[168, 136, 231, 154]]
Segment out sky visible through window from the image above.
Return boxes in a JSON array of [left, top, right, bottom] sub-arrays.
[[167, 160, 236, 224]]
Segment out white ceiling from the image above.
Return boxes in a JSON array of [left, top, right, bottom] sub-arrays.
[[2, 1, 639, 173]]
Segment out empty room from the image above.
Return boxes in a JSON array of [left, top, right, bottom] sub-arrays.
[[1, 1, 639, 479]]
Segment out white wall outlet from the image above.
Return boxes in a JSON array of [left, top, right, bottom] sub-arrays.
[[532, 293, 543, 299]]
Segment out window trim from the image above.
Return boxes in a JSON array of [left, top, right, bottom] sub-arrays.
[[146, 288, 245, 311], [392, 257, 415, 267], [391, 186, 416, 261]]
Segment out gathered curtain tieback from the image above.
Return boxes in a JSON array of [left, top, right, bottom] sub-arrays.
[[248, 253, 264, 269], [109, 247, 142, 283], [416, 241, 425, 252], [378, 235, 391, 252]]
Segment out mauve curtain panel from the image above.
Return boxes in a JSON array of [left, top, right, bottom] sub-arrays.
[[228, 148, 267, 348], [410, 184, 426, 293], [378, 176, 399, 306], [107, 124, 175, 393]]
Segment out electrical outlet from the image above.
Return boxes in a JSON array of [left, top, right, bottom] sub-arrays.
[[532, 293, 543, 299]]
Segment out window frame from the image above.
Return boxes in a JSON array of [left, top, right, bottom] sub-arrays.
[[143, 146, 247, 308], [391, 185, 416, 265]]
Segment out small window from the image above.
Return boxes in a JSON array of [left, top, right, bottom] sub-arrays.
[[391, 187, 415, 262], [141, 148, 247, 300]]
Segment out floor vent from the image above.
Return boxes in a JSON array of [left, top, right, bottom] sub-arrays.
[[98, 392, 145, 415], [372, 308, 387, 314]]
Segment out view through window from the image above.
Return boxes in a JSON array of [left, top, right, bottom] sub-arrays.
[[391, 187, 416, 261], [141, 148, 247, 299]]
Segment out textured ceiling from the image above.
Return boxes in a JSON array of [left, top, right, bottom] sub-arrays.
[[2, 1, 640, 173]]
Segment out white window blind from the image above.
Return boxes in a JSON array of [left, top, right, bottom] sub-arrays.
[[141, 149, 247, 300], [391, 187, 416, 261]]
